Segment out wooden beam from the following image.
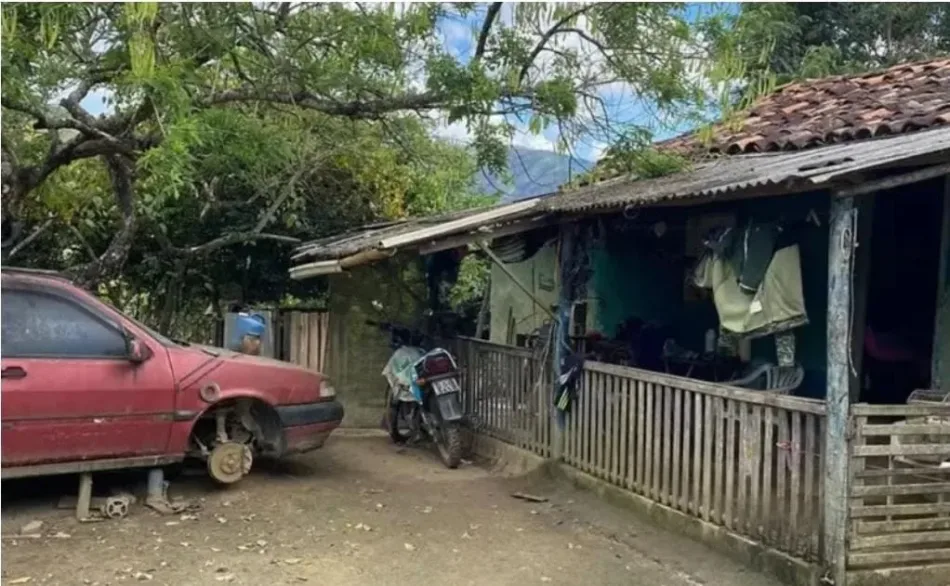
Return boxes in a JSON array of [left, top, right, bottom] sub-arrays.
[[833, 162, 950, 198], [378, 199, 540, 249], [824, 194, 856, 586], [934, 174, 950, 390], [416, 216, 553, 256]]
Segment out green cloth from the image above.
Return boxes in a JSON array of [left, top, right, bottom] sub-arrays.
[[693, 244, 808, 339]]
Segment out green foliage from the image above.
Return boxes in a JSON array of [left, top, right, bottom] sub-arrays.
[[2, 2, 763, 338], [448, 253, 490, 312]]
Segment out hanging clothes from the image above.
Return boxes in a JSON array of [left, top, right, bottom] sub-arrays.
[[693, 243, 808, 339]]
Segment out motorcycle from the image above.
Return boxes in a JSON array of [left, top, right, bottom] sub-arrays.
[[369, 320, 465, 468]]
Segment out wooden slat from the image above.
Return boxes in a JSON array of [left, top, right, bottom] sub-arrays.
[[736, 403, 749, 533], [788, 410, 802, 553], [702, 393, 714, 522], [681, 390, 691, 512], [713, 396, 725, 525], [748, 405, 763, 538], [724, 399, 736, 530], [803, 413, 817, 557], [853, 444, 950, 457], [621, 378, 632, 489], [861, 424, 950, 436], [761, 407, 774, 542], [692, 392, 703, 517], [854, 517, 950, 534], [851, 482, 950, 498], [851, 403, 950, 417], [607, 375, 617, 483], [595, 372, 605, 477], [650, 382, 660, 500], [662, 385, 672, 503], [850, 503, 950, 518], [854, 466, 950, 479], [776, 410, 789, 546], [637, 380, 647, 493], [671, 386, 682, 509], [851, 530, 950, 550], [584, 361, 826, 415], [848, 548, 950, 566]]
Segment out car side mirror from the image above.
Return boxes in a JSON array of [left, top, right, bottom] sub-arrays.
[[126, 336, 151, 364]]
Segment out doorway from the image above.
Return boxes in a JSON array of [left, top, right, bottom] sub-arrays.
[[862, 177, 946, 403]]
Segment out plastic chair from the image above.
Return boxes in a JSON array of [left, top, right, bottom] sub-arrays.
[[726, 363, 804, 395]]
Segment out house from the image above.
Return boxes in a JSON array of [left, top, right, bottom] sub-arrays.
[[290, 58, 950, 586]]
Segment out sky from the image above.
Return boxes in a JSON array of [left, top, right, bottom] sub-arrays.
[[79, 3, 736, 166]]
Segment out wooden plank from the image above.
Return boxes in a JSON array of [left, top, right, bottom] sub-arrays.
[[621, 378, 631, 489], [850, 502, 950, 518], [776, 410, 790, 545], [662, 385, 673, 505], [584, 370, 593, 472], [762, 407, 774, 543], [848, 548, 950, 567], [851, 403, 950, 417], [851, 530, 950, 550], [724, 399, 736, 531], [854, 466, 950, 479], [788, 410, 802, 554], [607, 375, 617, 483], [682, 390, 692, 512], [702, 394, 714, 522], [803, 413, 817, 558], [595, 372, 605, 477], [692, 392, 703, 517], [637, 380, 647, 494], [584, 361, 826, 415], [649, 382, 659, 500], [860, 424, 950, 436], [852, 482, 950, 498], [748, 405, 763, 538], [672, 386, 683, 511], [853, 444, 950, 457], [713, 396, 725, 525], [854, 517, 950, 534], [736, 402, 749, 533]]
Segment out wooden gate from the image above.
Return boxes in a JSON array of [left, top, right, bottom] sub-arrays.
[[279, 310, 330, 373]]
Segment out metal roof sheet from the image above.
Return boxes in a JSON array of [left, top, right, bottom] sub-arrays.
[[541, 126, 950, 214]]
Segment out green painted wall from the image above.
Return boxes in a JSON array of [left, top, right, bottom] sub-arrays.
[[584, 192, 831, 398]]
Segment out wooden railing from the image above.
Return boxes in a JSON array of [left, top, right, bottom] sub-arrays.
[[848, 403, 950, 569], [454, 337, 552, 457], [565, 361, 827, 561]]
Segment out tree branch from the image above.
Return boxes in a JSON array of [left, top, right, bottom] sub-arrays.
[[185, 232, 301, 256], [518, 5, 595, 84], [6, 217, 54, 261], [207, 88, 449, 118], [474, 3, 503, 62]]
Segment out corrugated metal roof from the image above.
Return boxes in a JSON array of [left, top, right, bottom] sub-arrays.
[[292, 198, 543, 263], [290, 127, 950, 279], [543, 126, 950, 214]]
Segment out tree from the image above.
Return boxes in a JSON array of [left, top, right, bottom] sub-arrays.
[[737, 4, 950, 82], [2, 2, 750, 295]]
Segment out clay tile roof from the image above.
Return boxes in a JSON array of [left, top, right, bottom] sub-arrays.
[[663, 57, 950, 155]]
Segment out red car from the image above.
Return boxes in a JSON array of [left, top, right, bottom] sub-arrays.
[[1, 267, 343, 484]]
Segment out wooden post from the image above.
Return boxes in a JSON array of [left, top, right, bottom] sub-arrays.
[[553, 224, 577, 461], [933, 175, 950, 391], [824, 194, 856, 585]]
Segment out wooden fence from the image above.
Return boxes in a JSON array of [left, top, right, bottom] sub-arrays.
[[567, 361, 827, 561], [453, 336, 826, 561], [454, 337, 552, 457], [848, 403, 950, 569], [280, 310, 330, 373]]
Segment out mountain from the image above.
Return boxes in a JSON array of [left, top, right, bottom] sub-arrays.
[[477, 147, 594, 202]]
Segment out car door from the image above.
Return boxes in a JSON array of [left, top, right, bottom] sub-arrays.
[[1, 284, 177, 466]]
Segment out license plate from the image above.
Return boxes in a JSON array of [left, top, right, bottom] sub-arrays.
[[432, 377, 461, 395]]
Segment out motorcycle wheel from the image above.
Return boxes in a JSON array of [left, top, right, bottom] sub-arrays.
[[435, 421, 463, 469], [387, 401, 411, 445]]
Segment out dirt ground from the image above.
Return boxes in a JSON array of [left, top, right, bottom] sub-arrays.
[[2, 434, 782, 586]]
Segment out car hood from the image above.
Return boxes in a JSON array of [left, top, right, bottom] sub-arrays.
[[168, 343, 324, 405]]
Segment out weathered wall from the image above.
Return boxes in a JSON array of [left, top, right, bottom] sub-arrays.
[[324, 256, 428, 427], [489, 242, 560, 344]]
